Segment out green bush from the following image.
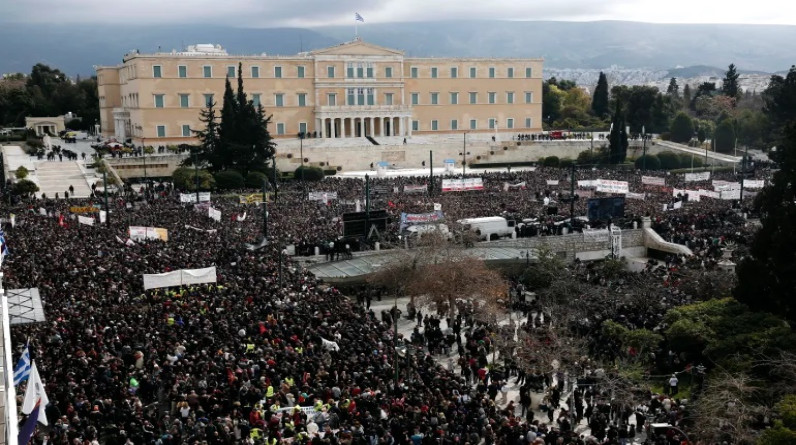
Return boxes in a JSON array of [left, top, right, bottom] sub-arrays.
[[678, 153, 704, 169], [559, 158, 575, 168], [245, 171, 267, 188], [670, 112, 694, 143], [294, 165, 324, 181], [214, 170, 245, 190], [13, 179, 39, 196], [634, 154, 661, 170], [577, 150, 600, 165], [541, 156, 560, 167], [172, 167, 215, 191], [657, 151, 681, 170], [15, 166, 29, 179], [714, 119, 736, 153], [659, 132, 671, 141], [322, 169, 338, 176]]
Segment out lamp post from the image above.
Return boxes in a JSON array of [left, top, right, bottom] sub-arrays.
[[102, 165, 110, 227], [192, 147, 199, 203], [299, 132, 305, 184], [262, 178, 269, 241], [462, 132, 467, 176], [642, 126, 647, 172]]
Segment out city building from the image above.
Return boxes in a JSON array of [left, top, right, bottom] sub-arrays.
[[96, 39, 543, 145]]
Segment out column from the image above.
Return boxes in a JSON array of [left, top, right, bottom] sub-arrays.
[[380, 117, 385, 137], [398, 117, 404, 137], [407, 117, 413, 137], [318, 118, 324, 138], [332, 118, 338, 138], [369, 117, 374, 137]]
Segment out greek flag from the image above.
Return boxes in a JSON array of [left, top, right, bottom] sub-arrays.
[[0, 228, 8, 257], [14, 342, 31, 386], [355, 12, 364, 22]]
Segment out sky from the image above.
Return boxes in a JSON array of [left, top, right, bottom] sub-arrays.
[[5, 0, 796, 26]]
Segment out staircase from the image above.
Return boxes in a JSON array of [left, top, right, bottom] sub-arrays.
[[365, 135, 380, 145], [34, 161, 93, 198]]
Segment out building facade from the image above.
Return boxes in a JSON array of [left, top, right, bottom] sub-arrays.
[[96, 39, 543, 144]]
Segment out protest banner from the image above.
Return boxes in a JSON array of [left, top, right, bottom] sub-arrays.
[[721, 189, 741, 200], [143, 266, 217, 290], [70, 206, 99, 214], [546, 180, 559, 186], [441, 178, 484, 192], [684, 171, 711, 182], [180, 192, 211, 203], [698, 190, 721, 199], [208, 207, 222, 222], [641, 176, 666, 186], [399, 211, 444, 230], [403, 184, 428, 194], [625, 192, 646, 200], [129, 226, 169, 242], [308, 191, 338, 201], [742, 179, 765, 189], [77, 215, 94, 226], [577, 180, 596, 188], [595, 179, 629, 194]]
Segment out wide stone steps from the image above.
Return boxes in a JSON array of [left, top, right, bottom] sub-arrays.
[[34, 161, 93, 198]]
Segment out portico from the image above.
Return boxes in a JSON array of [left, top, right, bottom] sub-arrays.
[[316, 106, 412, 138]]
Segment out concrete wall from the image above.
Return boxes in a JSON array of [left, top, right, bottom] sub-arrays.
[[106, 154, 189, 179]]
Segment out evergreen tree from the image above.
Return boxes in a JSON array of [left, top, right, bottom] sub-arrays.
[[669, 112, 694, 143], [763, 65, 796, 145], [591, 72, 610, 118], [216, 76, 238, 172], [722, 63, 741, 102], [608, 100, 628, 163], [189, 99, 221, 168], [682, 84, 692, 110], [714, 119, 735, 153], [666, 77, 679, 97]]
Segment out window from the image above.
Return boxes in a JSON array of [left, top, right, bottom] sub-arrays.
[[525, 92, 533, 104], [430, 92, 439, 105], [154, 94, 164, 108], [451, 67, 458, 78], [488, 92, 496, 104], [507, 118, 514, 129], [182, 125, 191, 137], [347, 89, 355, 106], [227, 66, 236, 78], [507, 92, 514, 104], [450, 120, 458, 130], [411, 93, 419, 105], [507, 67, 514, 78], [489, 118, 496, 129], [489, 67, 496, 78], [328, 93, 336, 106], [470, 119, 477, 130], [297, 93, 307, 107], [411, 67, 418, 78], [327, 66, 335, 78], [203, 66, 212, 78], [203, 94, 214, 106], [525, 67, 533, 78], [153, 65, 162, 78], [431, 67, 438, 78], [469, 92, 477, 104], [525, 117, 532, 128], [357, 65, 364, 78], [412, 120, 419, 131], [274, 66, 282, 78], [299, 122, 307, 135], [297, 66, 305, 78], [276, 123, 285, 135], [347, 63, 355, 78], [357, 88, 365, 105], [366, 66, 373, 78], [252, 93, 261, 107], [156, 125, 166, 137], [366, 88, 374, 105], [450, 92, 458, 105], [179, 94, 189, 108], [385, 67, 393, 78], [469, 67, 477, 78], [251, 66, 260, 78], [275, 93, 284, 107], [178, 65, 187, 78], [431, 120, 438, 131], [385, 93, 393, 105]]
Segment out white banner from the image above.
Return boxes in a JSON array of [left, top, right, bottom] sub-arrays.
[[503, 181, 526, 191], [686, 190, 701, 202], [208, 207, 222, 222], [403, 184, 428, 194], [180, 192, 211, 203], [595, 179, 629, 194], [546, 180, 559, 186], [698, 189, 721, 199], [743, 179, 765, 189], [625, 192, 646, 200], [641, 176, 666, 186], [721, 189, 741, 200], [99, 210, 107, 224], [684, 171, 711, 182], [129, 226, 169, 242], [577, 180, 596, 188], [673, 201, 683, 209], [185, 224, 218, 234], [39, 207, 47, 216], [143, 266, 217, 290], [583, 229, 610, 243], [714, 183, 741, 192], [673, 188, 686, 197], [308, 191, 338, 201], [77, 215, 94, 226], [441, 178, 484, 192]]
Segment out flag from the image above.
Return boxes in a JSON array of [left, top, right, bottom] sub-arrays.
[[22, 361, 49, 426], [14, 342, 31, 385], [0, 228, 8, 257], [355, 12, 364, 22], [18, 398, 41, 445], [58, 214, 65, 227]]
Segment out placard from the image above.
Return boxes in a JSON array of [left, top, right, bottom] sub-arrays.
[[595, 179, 629, 194], [546, 180, 559, 186], [403, 184, 428, 194], [742, 179, 765, 189], [129, 226, 169, 242], [308, 191, 338, 201], [441, 178, 484, 192], [641, 176, 665, 186], [684, 171, 711, 182]]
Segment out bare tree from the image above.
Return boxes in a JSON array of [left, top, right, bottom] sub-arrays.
[[689, 370, 766, 445]]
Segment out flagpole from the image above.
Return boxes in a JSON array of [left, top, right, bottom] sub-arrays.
[[0, 253, 20, 444]]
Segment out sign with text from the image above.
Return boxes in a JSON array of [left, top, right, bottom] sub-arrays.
[[684, 171, 711, 182], [595, 179, 629, 195], [129, 226, 169, 242], [441, 178, 484, 192], [403, 184, 428, 194], [400, 211, 444, 229], [70, 206, 99, 213], [546, 180, 559, 186], [239, 193, 270, 204], [742, 179, 765, 189], [625, 192, 646, 200], [641, 176, 666, 186], [180, 192, 211, 203], [308, 191, 338, 201]]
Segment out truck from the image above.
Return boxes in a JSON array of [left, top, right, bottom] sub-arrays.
[[456, 216, 516, 241]]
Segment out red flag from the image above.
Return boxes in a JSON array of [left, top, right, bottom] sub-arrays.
[[259, 322, 267, 334], [58, 214, 65, 227], [388, 201, 396, 208]]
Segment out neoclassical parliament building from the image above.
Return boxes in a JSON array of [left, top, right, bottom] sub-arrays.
[[96, 39, 543, 145]]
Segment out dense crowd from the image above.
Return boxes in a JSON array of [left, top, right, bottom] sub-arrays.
[[3, 162, 766, 445]]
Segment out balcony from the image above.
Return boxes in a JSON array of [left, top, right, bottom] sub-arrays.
[[315, 104, 411, 115]]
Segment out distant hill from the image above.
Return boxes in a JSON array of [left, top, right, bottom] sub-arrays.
[[2, 20, 796, 76]]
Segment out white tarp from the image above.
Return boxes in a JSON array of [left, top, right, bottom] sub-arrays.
[[143, 266, 217, 290], [641, 176, 666, 186], [684, 171, 711, 182]]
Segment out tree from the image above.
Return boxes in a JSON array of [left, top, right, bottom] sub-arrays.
[[714, 119, 736, 153], [625, 86, 659, 133], [634, 154, 661, 170], [666, 77, 680, 97], [650, 93, 675, 134], [214, 170, 245, 189], [762, 65, 796, 145], [682, 83, 692, 110], [294, 165, 324, 181], [15, 166, 28, 179], [591, 71, 610, 118], [172, 167, 215, 191], [669, 111, 694, 144], [722, 63, 741, 102], [188, 99, 221, 169], [608, 100, 628, 163], [12, 179, 39, 196], [244, 171, 267, 188], [542, 81, 564, 127]]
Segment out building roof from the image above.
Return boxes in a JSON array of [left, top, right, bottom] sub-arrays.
[[310, 38, 404, 57]]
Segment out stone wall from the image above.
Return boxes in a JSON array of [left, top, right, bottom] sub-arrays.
[[107, 154, 189, 179]]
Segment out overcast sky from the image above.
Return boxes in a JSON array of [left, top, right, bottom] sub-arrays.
[[6, 0, 796, 26]]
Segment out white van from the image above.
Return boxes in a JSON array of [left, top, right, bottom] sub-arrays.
[[457, 216, 516, 241]]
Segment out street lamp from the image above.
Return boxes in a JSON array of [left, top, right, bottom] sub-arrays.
[[299, 132, 305, 185], [461, 132, 468, 176], [642, 126, 647, 172]]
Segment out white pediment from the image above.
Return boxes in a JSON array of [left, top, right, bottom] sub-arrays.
[[311, 40, 404, 57]]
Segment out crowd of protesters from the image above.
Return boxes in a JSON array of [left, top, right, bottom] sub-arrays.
[[1, 160, 769, 445]]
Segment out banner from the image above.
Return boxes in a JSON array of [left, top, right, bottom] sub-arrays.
[[577, 180, 596, 188], [714, 182, 741, 192], [70, 206, 99, 214], [77, 215, 94, 226], [686, 190, 701, 202], [743, 179, 765, 189], [39, 208, 47, 216], [546, 180, 559, 186], [441, 178, 484, 192], [595, 179, 629, 194], [625, 192, 646, 200], [684, 171, 711, 182], [185, 224, 218, 234], [582, 229, 610, 243], [400, 211, 444, 230], [238, 193, 270, 204], [99, 210, 107, 224], [180, 192, 211, 203], [194, 202, 211, 213], [403, 184, 428, 194], [129, 226, 169, 242], [308, 191, 338, 201], [641, 176, 666, 186], [721, 189, 741, 200], [208, 207, 222, 222], [698, 189, 721, 199], [143, 266, 217, 290]]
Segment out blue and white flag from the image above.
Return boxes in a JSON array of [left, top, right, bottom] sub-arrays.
[[13, 342, 31, 386], [0, 228, 8, 257], [355, 12, 364, 22], [22, 361, 49, 426]]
